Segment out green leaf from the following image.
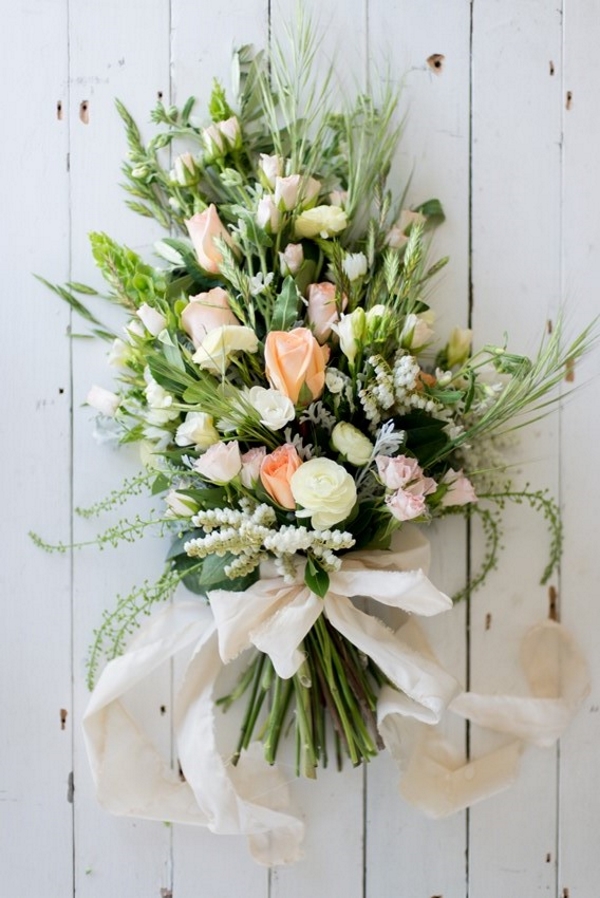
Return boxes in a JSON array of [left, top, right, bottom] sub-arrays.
[[304, 557, 329, 599], [66, 281, 99, 295], [158, 329, 186, 372], [151, 473, 171, 495], [34, 275, 109, 330], [270, 276, 300, 331], [414, 198, 445, 225]]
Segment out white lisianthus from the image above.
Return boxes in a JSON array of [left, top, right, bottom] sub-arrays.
[[294, 205, 348, 239], [193, 440, 242, 484], [192, 325, 259, 374], [202, 116, 241, 156], [175, 412, 220, 448], [333, 308, 366, 365], [137, 303, 167, 336], [173, 152, 196, 185], [331, 422, 373, 466], [401, 312, 434, 351], [107, 337, 131, 369], [342, 252, 367, 281], [256, 195, 281, 233], [144, 370, 179, 424], [291, 458, 357, 528], [87, 385, 120, 417], [446, 326, 473, 367], [279, 243, 304, 276], [258, 153, 284, 188], [247, 386, 295, 430], [165, 490, 197, 518]]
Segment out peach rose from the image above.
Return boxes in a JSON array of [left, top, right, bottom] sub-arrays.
[[185, 204, 235, 274], [260, 444, 303, 508], [307, 282, 346, 343], [181, 287, 238, 348], [264, 328, 327, 404]]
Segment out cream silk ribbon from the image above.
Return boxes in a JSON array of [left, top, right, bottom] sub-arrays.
[[83, 528, 589, 864]]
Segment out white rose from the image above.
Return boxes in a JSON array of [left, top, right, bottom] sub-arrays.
[[247, 386, 295, 430], [331, 422, 373, 466], [342, 252, 367, 281], [401, 313, 434, 350], [87, 385, 120, 417], [175, 412, 220, 448], [192, 325, 259, 374], [294, 205, 347, 239], [193, 440, 242, 484], [256, 195, 281, 233], [137, 303, 167, 336], [290, 458, 357, 529]]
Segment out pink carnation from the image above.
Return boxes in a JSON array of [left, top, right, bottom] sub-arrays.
[[376, 455, 422, 490], [386, 489, 426, 522]]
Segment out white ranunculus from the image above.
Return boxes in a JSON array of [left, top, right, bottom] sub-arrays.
[[331, 422, 373, 466], [193, 440, 242, 484], [87, 385, 120, 417], [341, 252, 367, 281], [294, 205, 348, 239], [137, 303, 167, 336], [290, 458, 357, 529], [192, 325, 259, 374], [175, 412, 220, 448], [247, 386, 295, 431]]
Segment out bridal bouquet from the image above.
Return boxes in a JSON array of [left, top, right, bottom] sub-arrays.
[[36, 24, 592, 837]]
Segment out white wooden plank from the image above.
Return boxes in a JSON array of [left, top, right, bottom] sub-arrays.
[[267, 1, 369, 895], [0, 2, 72, 894], [169, 1, 271, 894], [365, 3, 471, 895], [469, 3, 563, 895], [67, 2, 174, 895], [559, 3, 600, 895]]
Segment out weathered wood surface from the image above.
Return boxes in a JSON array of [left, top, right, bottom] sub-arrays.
[[2, 2, 600, 895]]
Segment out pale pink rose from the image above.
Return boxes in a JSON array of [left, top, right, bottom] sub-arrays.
[[181, 287, 238, 348], [202, 116, 241, 155], [185, 204, 235, 274], [386, 210, 427, 249], [259, 153, 284, 187], [240, 447, 267, 488], [307, 282, 345, 343], [256, 195, 281, 233], [87, 385, 120, 417], [376, 455, 422, 490], [386, 489, 426, 522], [218, 116, 241, 147], [440, 469, 477, 506], [193, 441, 242, 484], [137, 303, 166, 336], [274, 174, 321, 211], [279, 243, 304, 276]]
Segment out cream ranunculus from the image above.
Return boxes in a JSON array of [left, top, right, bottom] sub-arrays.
[[247, 386, 295, 430], [193, 325, 259, 375], [175, 411, 220, 448], [193, 440, 242, 484], [294, 205, 347, 239], [331, 422, 373, 466], [290, 458, 357, 528], [185, 205, 235, 274]]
